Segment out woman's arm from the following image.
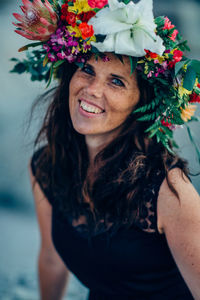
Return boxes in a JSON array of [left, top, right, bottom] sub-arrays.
[[157, 168, 200, 300], [29, 162, 70, 300]]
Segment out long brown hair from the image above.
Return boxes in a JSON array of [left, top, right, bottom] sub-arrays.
[[32, 60, 189, 231]]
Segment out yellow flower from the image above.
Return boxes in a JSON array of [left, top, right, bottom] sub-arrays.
[[68, 0, 92, 13], [137, 60, 145, 64], [67, 25, 82, 38], [144, 63, 149, 74], [180, 104, 197, 122], [145, 54, 165, 64], [178, 86, 192, 97]]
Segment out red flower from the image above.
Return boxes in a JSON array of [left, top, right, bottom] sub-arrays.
[[168, 49, 183, 69], [65, 12, 77, 27], [144, 49, 158, 59], [78, 11, 96, 23], [173, 49, 183, 62], [61, 3, 68, 15], [61, 3, 68, 21], [163, 17, 175, 30], [170, 29, 179, 41], [88, 0, 108, 9], [189, 93, 200, 103], [161, 118, 172, 128], [79, 22, 94, 40], [189, 85, 200, 103]]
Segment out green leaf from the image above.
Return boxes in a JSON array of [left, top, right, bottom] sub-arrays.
[[176, 40, 190, 52], [75, 61, 85, 69], [10, 58, 18, 62], [46, 64, 54, 88], [129, 56, 138, 75], [187, 116, 200, 123], [10, 62, 27, 74], [172, 139, 179, 149], [18, 42, 43, 52], [175, 59, 190, 76], [145, 121, 161, 133], [183, 66, 196, 91], [95, 34, 106, 43], [53, 60, 65, 69], [91, 46, 100, 54], [190, 60, 200, 74], [133, 98, 159, 114]]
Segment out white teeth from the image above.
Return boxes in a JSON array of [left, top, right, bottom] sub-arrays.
[[80, 101, 104, 114]]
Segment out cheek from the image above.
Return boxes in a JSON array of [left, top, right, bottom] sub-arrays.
[[69, 74, 83, 112], [106, 90, 140, 116]]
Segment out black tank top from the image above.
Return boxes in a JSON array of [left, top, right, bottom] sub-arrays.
[[31, 148, 194, 300]]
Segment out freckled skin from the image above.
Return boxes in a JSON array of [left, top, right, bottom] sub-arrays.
[[69, 53, 140, 143]]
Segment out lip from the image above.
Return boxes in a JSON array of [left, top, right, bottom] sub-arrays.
[[78, 100, 105, 118], [79, 98, 105, 111]]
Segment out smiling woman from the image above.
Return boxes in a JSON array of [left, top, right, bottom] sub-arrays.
[[69, 54, 140, 147], [30, 54, 199, 299], [11, 0, 200, 299]]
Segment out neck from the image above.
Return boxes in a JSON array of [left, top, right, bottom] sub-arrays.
[[85, 130, 121, 167]]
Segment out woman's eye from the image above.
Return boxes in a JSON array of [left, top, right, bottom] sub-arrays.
[[111, 78, 125, 87], [81, 66, 94, 75]]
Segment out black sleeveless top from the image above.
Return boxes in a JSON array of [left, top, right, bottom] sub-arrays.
[[31, 148, 194, 300]]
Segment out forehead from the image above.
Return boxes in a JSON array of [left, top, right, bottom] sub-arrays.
[[87, 53, 132, 77]]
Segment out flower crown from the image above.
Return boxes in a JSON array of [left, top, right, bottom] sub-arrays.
[[11, 0, 200, 157]]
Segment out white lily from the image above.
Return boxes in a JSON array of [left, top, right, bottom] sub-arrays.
[[88, 0, 165, 57]]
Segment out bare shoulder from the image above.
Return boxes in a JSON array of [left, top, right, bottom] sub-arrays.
[[157, 167, 200, 234], [157, 168, 200, 299], [28, 159, 53, 248]]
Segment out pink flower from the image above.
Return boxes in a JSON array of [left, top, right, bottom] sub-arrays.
[[170, 29, 179, 41], [163, 17, 175, 30], [13, 0, 58, 41], [162, 61, 168, 70], [147, 71, 154, 78], [88, 0, 108, 9]]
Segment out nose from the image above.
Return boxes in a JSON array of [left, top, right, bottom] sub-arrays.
[[85, 77, 104, 98]]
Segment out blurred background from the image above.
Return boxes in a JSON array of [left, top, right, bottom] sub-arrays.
[[0, 0, 199, 299]]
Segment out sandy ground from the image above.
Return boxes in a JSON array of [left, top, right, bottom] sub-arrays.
[[0, 208, 89, 300]]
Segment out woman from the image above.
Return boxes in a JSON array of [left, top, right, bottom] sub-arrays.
[[29, 52, 200, 300], [12, 0, 200, 299]]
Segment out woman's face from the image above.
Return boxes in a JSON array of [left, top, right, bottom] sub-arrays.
[[69, 53, 140, 141]]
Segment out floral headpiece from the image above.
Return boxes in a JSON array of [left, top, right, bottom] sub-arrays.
[[11, 0, 200, 157]]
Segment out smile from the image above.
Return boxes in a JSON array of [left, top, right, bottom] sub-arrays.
[[79, 100, 105, 114]]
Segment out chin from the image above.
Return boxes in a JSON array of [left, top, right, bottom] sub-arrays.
[[72, 122, 97, 135]]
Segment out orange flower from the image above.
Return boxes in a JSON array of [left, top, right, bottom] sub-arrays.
[[144, 49, 158, 59], [180, 104, 197, 122], [79, 22, 94, 40]]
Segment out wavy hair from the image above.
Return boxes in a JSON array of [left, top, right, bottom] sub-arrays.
[[32, 59, 189, 231]]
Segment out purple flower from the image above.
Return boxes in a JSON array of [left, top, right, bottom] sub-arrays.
[[43, 44, 50, 52], [48, 53, 57, 62]]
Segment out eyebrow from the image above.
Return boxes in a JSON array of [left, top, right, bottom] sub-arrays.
[[85, 63, 129, 84]]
